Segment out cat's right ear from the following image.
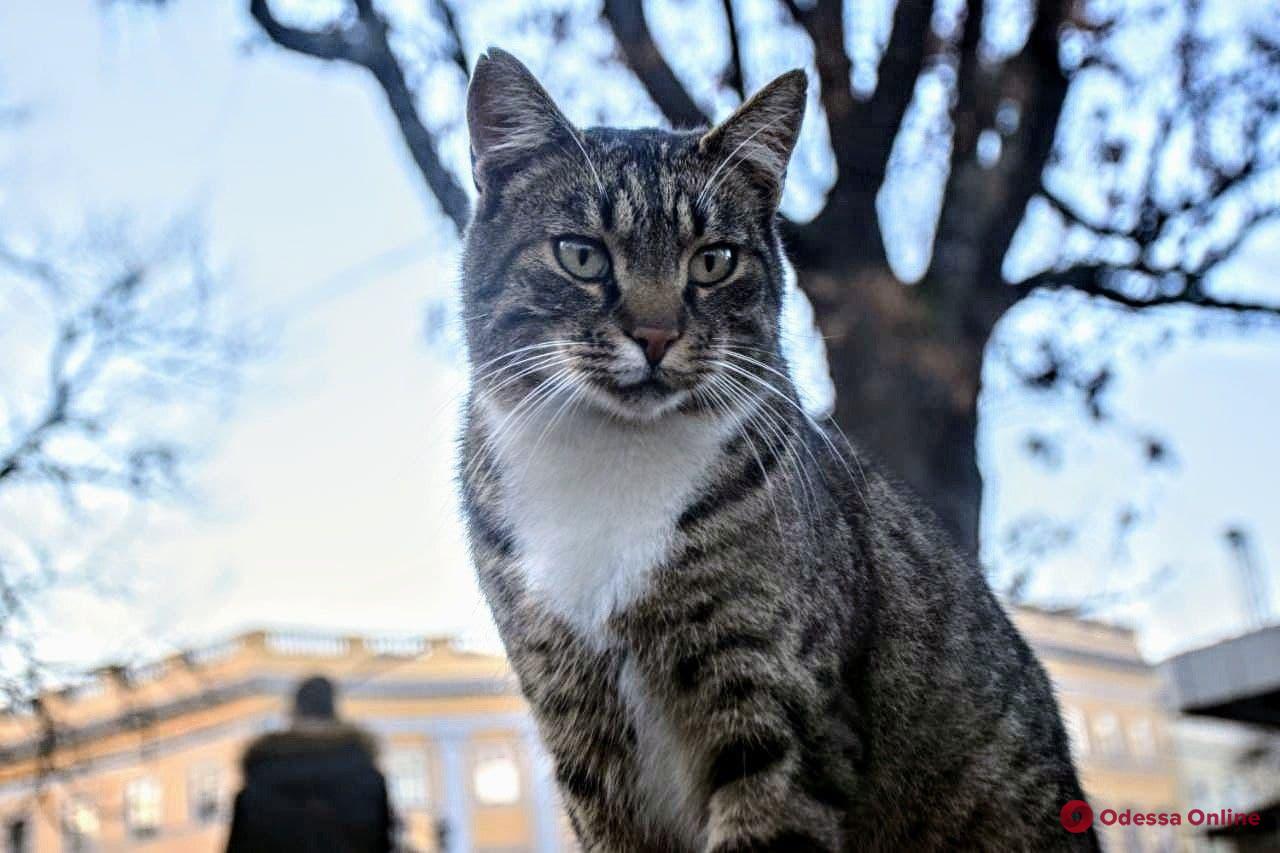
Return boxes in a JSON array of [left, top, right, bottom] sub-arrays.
[[467, 48, 574, 193]]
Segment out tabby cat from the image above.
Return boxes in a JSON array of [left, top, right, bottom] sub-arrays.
[[459, 48, 1097, 852]]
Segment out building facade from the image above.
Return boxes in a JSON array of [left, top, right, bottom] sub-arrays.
[[1012, 607, 1184, 853], [0, 631, 566, 853], [1163, 625, 1280, 852], [0, 609, 1216, 852]]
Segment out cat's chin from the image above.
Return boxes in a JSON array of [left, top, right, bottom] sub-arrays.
[[582, 380, 692, 423]]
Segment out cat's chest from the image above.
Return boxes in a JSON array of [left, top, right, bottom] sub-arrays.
[[483, 402, 727, 640]]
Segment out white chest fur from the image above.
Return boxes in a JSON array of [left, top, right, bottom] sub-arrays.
[[481, 397, 729, 641], [618, 657, 706, 844]]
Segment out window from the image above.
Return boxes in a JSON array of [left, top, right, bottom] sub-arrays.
[[187, 763, 223, 824], [1062, 706, 1089, 758], [63, 799, 100, 852], [385, 747, 429, 811], [472, 742, 521, 806], [124, 777, 163, 839], [1091, 712, 1125, 758], [1127, 718, 1156, 757]]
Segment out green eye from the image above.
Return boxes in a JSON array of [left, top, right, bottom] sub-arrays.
[[689, 245, 736, 285], [554, 237, 611, 281]]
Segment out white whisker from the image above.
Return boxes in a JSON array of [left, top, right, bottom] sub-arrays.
[[717, 350, 870, 505], [697, 114, 786, 208], [564, 129, 605, 199]]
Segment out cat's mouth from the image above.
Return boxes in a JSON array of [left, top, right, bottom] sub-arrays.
[[586, 371, 692, 420], [612, 374, 672, 394]]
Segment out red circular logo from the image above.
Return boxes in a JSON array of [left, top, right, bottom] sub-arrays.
[[1060, 800, 1093, 833]]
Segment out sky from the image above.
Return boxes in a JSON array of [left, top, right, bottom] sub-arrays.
[[0, 0, 1277, 671]]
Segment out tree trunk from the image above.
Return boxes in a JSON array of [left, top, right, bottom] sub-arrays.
[[799, 263, 990, 558]]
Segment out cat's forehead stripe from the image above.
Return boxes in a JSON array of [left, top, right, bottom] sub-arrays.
[[610, 185, 636, 233], [624, 166, 647, 218]]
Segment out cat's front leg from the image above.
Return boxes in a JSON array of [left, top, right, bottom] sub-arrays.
[[693, 661, 845, 853], [504, 623, 672, 853], [621, 592, 850, 852]]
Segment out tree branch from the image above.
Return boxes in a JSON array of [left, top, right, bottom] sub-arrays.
[[720, 0, 746, 102], [782, 0, 936, 269], [0, 233, 240, 500], [248, 0, 471, 233], [1039, 189, 1280, 286], [601, 0, 711, 128], [246, 0, 355, 61], [1192, 206, 1280, 277], [1038, 186, 1136, 239], [782, 0, 937, 192], [976, 0, 1071, 285], [782, 0, 858, 180], [430, 0, 469, 78], [852, 0, 938, 191], [921, 0, 1071, 336], [1023, 265, 1280, 315]]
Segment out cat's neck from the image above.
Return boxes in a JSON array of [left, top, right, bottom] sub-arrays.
[[479, 394, 742, 641]]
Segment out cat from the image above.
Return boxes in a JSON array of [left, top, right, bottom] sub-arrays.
[[459, 48, 1097, 852]]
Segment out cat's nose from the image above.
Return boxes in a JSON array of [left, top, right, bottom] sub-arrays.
[[629, 325, 681, 367]]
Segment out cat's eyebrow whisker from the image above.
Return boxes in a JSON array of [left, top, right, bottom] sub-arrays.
[[561, 128, 605, 200], [696, 114, 786, 209], [699, 140, 773, 211]]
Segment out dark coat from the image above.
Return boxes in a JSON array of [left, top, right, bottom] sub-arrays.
[[226, 722, 394, 853]]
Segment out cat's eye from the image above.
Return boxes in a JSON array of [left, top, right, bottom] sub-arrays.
[[554, 237, 611, 282], [689, 245, 737, 286]]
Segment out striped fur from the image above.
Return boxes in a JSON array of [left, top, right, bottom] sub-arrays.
[[459, 49, 1097, 851]]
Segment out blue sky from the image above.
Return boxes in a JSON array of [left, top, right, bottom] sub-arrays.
[[0, 0, 1277, 669]]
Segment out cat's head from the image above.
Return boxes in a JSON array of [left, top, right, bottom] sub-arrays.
[[462, 48, 805, 423]]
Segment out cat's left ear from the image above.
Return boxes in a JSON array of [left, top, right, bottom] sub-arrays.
[[700, 70, 807, 205], [467, 48, 577, 193]]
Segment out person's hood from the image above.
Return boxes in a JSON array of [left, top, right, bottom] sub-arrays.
[[242, 720, 378, 772]]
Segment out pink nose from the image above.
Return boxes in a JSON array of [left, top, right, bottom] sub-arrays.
[[629, 326, 681, 367]]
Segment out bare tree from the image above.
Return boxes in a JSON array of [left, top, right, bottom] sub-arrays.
[[0, 220, 245, 703], [245, 0, 1280, 556]]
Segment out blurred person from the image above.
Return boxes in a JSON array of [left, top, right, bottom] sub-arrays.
[[227, 675, 394, 852]]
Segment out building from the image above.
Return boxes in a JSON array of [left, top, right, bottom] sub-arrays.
[[0, 609, 1215, 852], [1013, 606, 1185, 852], [1163, 625, 1280, 852], [1165, 716, 1280, 853], [0, 630, 566, 852]]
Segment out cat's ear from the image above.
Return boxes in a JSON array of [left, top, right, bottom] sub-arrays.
[[700, 70, 807, 204], [467, 48, 576, 192]]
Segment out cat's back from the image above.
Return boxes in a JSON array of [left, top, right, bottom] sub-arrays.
[[819, 447, 1095, 850]]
